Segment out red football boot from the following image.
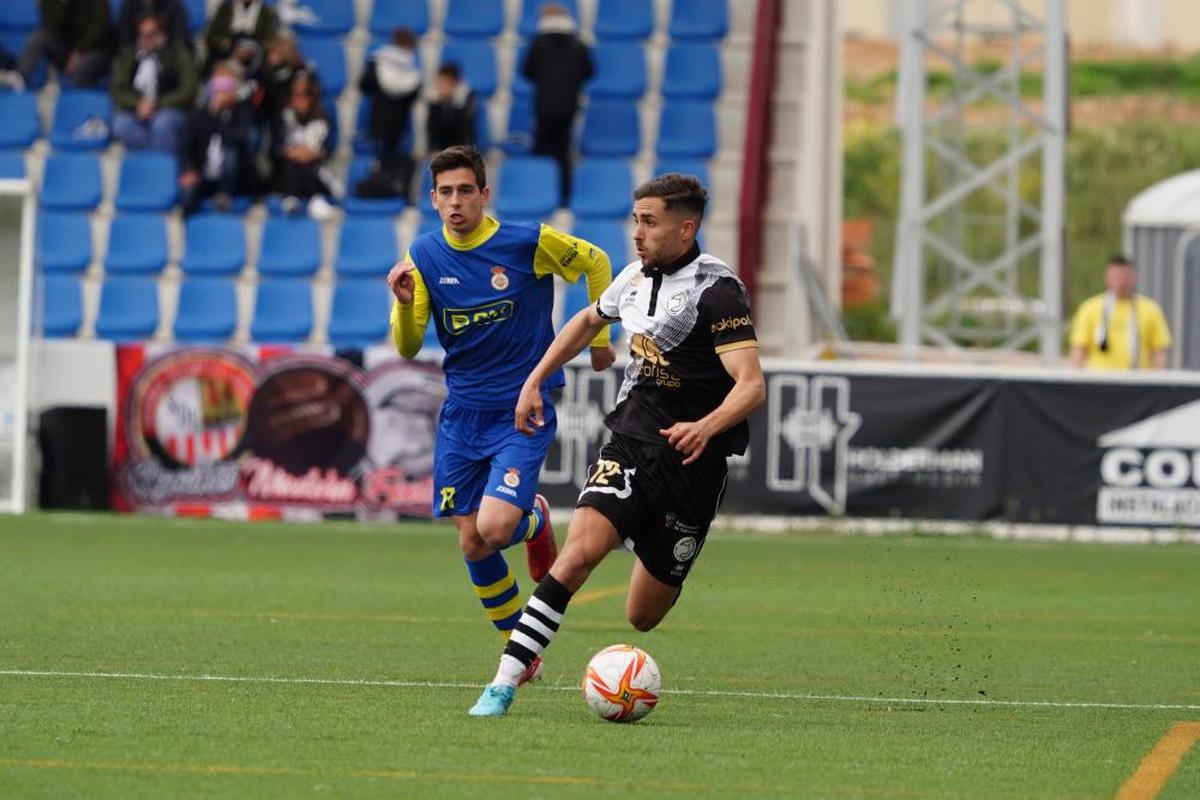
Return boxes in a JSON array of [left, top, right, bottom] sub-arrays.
[[517, 655, 544, 686], [524, 494, 558, 582]]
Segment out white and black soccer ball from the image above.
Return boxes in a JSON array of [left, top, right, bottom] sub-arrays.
[[581, 644, 662, 722]]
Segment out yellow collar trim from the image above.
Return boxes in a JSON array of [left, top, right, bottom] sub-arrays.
[[443, 216, 501, 251]]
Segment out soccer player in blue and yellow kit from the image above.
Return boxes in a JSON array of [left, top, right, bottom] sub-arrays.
[[387, 146, 615, 682]]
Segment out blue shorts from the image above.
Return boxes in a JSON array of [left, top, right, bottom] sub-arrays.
[[432, 399, 557, 518]]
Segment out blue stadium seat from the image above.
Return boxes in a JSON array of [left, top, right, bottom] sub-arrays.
[[49, 90, 111, 151], [369, 0, 429, 36], [40, 153, 102, 211], [560, 269, 622, 344], [572, 220, 630, 268], [511, 42, 531, 99], [503, 93, 534, 155], [418, 167, 440, 221], [0, 0, 37, 32], [344, 156, 409, 215], [328, 280, 392, 349], [654, 158, 711, 189], [657, 101, 716, 158], [95, 277, 159, 341], [174, 278, 237, 343], [336, 216, 400, 278], [0, 93, 39, 149], [182, 0, 208, 32], [291, 0, 355, 35], [0, 31, 45, 88], [587, 43, 646, 100], [197, 194, 254, 214], [439, 39, 497, 97], [594, 0, 654, 40], [517, 0, 579, 36], [497, 157, 559, 220], [251, 279, 313, 343], [443, 0, 504, 38], [115, 153, 178, 212], [669, 0, 728, 40], [39, 274, 82, 338], [417, 215, 442, 236], [663, 43, 722, 101], [104, 214, 169, 275], [580, 100, 639, 158], [298, 35, 347, 95], [474, 97, 492, 152], [570, 158, 632, 220], [36, 212, 91, 274], [0, 150, 25, 178], [181, 214, 246, 276], [257, 217, 322, 278]]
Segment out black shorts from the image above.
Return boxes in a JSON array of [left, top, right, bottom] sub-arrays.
[[575, 432, 728, 587]]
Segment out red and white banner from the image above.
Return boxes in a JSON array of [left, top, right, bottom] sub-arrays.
[[113, 344, 445, 519]]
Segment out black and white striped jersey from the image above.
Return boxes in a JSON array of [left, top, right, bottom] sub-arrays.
[[595, 243, 758, 457]]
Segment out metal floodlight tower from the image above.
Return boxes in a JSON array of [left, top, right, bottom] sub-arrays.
[[893, 0, 1066, 359]]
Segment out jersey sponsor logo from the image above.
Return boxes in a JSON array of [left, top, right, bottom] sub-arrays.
[[630, 334, 670, 366], [672, 536, 698, 562], [439, 485, 456, 511], [558, 242, 580, 272], [667, 292, 688, 315], [438, 276, 461, 285], [491, 266, 509, 291], [444, 300, 514, 334], [580, 459, 636, 500], [503, 467, 520, 488], [712, 315, 753, 333]]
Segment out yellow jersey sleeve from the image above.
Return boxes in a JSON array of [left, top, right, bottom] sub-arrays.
[[1068, 297, 1100, 349], [1144, 299, 1172, 351], [532, 224, 613, 348], [389, 253, 431, 359]]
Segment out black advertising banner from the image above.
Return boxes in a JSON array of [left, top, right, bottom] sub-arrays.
[[1006, 381, 1200, 527], [541, 363, 1200, 529]]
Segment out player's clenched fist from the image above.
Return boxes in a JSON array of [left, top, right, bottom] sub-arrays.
[[388, 261, 416, 304]]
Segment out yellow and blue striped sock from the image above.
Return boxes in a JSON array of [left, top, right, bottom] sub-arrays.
[[466, 551, 523, 639], [504, 503, 545, 549]]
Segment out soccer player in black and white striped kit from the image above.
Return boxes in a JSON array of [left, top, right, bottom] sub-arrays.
[[469, 174, 766, 716]]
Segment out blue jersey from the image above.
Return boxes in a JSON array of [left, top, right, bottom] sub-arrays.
[[392, 217, 614, 411]]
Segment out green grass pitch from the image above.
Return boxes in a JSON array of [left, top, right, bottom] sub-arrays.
[[1, 512, 1198, 798]]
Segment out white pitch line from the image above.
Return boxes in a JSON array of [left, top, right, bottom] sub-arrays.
[[1, 668, 1198, 713]]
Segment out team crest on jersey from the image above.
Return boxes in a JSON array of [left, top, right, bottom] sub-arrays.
[[667, 292, 688, 315], [503, 467, 520, 488], [491, 266, 509, 291]]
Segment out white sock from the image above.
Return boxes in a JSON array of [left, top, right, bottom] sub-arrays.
[[493, 654, 527, 688]]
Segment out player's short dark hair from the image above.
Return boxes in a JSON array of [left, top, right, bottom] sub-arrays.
[[430, 145, 487, 190], [437, 63, 462, 81], [633, 173, 708, 227], [391, 27, 416, 49], [1107, 254, 1135, 269]]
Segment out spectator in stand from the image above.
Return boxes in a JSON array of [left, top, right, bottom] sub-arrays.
[[111, 14, 197, 153], [273, 73, 334, 220], [426, 63, 476, 153], [261, 33, 314, 129], [204, 0, 279, 74], [1069, 255, 1172, 370], [179, 61, 261, 214], [18, 0, 116, 89], [359, 27, 421, 157], [522, 2, 593, 207], [115, 0, 192, 52]]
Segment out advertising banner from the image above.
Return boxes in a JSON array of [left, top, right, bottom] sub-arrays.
[[112, 344, 445, 519], [112, 347, 1200, 529]]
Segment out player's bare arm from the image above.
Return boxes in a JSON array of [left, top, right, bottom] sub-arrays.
[[515, 305, 610, 434], [660, 347, 766, 465]]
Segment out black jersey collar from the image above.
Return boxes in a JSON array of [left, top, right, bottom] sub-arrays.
[[642, 242, 700, 277]]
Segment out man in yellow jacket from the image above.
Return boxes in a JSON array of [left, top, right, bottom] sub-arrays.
[[1068, 256, 1171, 370]]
